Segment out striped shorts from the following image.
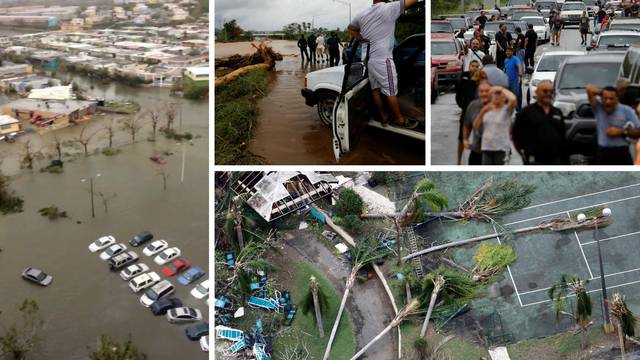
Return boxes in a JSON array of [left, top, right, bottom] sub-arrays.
[[368, 58, 398, 96]]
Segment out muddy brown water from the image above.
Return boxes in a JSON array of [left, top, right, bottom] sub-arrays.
[[216, 40, 425, 165], [0, 76, 208, 359]]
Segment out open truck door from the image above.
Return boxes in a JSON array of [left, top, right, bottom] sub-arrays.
[[332, 40, 371, 162]]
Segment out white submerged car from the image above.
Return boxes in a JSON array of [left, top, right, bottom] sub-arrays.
[[154, 247, 181, 265], [301, 34, 425, 161], [527, 50, 583, 104], [129, 271, 161, 293], [120, 263, 150, 281], [521, 16, 550, 44], [99, 243, 127, 261], [88, 235, 116, 252], [190, 279, 209, 300], [142, 240, 168, 257], [199, 335, 209, 352]]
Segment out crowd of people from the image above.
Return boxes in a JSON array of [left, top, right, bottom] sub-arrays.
[[452, 8, 640, 166], [297, 32, 343, 66]]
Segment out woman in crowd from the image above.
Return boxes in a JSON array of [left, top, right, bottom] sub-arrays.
[[473, 87, 517, 165]]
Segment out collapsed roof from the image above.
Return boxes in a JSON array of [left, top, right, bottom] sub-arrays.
[[230, 172, 337, 222]]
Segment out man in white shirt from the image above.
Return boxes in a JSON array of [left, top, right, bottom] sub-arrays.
[[462, 39, 485, 72], [348, 0, 419, 128]]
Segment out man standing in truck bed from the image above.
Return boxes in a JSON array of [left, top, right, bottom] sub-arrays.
[[348, 0, 419, 129]]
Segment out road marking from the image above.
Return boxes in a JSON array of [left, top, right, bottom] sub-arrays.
[[505, 194, 640, 226], [521, 183, 640, 211], [580, 230, 640, 246], [574, 230, 594, 280], [493, 223, 523, 307]]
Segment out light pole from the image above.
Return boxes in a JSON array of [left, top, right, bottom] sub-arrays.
[[81, 173, 101, 218], [577, 207, 613, 333], [333, 0, 352, 24]]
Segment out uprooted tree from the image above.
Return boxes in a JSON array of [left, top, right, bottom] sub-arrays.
[[0, 175, 23, 215], [215, 42, 283, 87]]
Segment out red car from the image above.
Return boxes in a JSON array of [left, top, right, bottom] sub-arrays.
[[431, 33, 463, 87], [162, 259, 191, 277]]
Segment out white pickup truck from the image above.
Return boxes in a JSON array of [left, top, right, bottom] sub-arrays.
[[301, 34, 425, 161]]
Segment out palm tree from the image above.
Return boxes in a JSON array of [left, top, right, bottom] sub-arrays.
[[548, 274, 592, 350], [420, 275, 445, 338], [610, 292, 636, 360], [350, 299, 420, 360], [301, 275, 328, 337], [322, 237, 386, 360]]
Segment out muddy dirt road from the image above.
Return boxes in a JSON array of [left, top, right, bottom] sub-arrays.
[[215, 40, 425, 165]]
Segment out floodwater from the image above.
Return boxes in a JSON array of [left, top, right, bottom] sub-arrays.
[[0, 76, 208, 358], [215, 40, 425, 165]]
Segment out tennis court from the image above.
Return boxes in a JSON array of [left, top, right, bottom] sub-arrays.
[[497, 182, 640, 308]]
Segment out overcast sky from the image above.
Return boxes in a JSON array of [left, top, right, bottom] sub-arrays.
[[214, 0, 374, 32]]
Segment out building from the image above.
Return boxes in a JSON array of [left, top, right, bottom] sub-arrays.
[[28, 85, 74, 100], [1, 99, 97, 128], [0, 115, 20, 137], [184, 66, 208, 82], [0, 63, 32, 79]]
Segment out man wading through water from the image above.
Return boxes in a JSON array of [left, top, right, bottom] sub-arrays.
[[348, 0, 420, 129]]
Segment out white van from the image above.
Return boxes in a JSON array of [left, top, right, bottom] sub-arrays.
[[129, 271, 161, 293], [140, 280, 175, 307]]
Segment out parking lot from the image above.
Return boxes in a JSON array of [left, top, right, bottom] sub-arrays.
[[0, 139, 208, 359]]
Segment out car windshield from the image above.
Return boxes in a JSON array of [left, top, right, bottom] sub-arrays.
[[431, 42, 456, 55], [609, 24, 640, 31], [598, 35, 640, 47], [107, 247, 118, 255], [563, 3, 585, 10], [196, 284, 207, 293], [448, 19, 466, 29], [32, 271, 46, 281], [584, 0, 596, 5], [558, 62, 621, 89], [509, 0, 529, 5], [537, 2, 556, 9], [147, 289, 160, 300], [537, 54, 576, 71], [160, 251, 170, 259], [432, 23, 453, 33], [523, 17, 545, 25], [513, 12, 537, 20]]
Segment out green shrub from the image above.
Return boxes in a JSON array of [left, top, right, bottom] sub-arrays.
[[334, 189, 363, 217], [335, 214, 363, 235]]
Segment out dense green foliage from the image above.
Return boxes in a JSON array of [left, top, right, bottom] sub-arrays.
[[334, 189, 364, 217], [334, 214, 363, 235], [89, 335, 146, 360], [0, 175, 24, 215], [473, 243, 517, 274]]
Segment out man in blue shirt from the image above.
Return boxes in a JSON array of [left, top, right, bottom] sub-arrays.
[[586, 84, 640, 164], [503, 47, 522, 112]]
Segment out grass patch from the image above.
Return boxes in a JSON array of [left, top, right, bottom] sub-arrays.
[[400, 320, 489, 359], [101, 148, 122, 156], [273, 261, 356, 360], [183, 77, 208, 100], [215, 67, 268, 165], [102, 101, 140, 114]]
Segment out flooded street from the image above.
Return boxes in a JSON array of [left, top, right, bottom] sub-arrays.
[[0, 76, 208, 358], [215, 40, 425, 165]]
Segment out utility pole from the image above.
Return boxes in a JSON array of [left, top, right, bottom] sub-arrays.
[[333, 0, 352, 24], [81, 173, 101, 218]]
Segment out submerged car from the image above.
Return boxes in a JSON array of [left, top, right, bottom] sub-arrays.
[[99, 243, 127, 261], [142, 240, 168, 256], [120, 263, 150, 281], [191, 279, 210, 300], [177, 266, 205, 285], [199, 335, 209, 352], [154, 247, 181, 265], [21, 267, 53, 286], [88, 235, 116, 252], [185, 322, 209, 341], [150, 297, 183, 315], [140, 280, 175, 307], [166, 307, 203, 323], [301, 33, 425, 160], [129, 231, 153, 247], [162, 258, 191, 277], [129, 271, 161, 293], [108, 251, 139, 270]]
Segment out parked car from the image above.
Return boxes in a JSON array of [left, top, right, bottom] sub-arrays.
[[140, 280, 175, 307], [21, 267, 52, 286], [583, 0, 597, 16], [142, 240, 168, 256], [177, 266, 205, 286], [129, 231, 153, 247], [605, 18, 640, 32], [150, 297, 183, 316], [559, 1, 587, 25], [99, 243, 127, 261], [166, 307, 203, 323], [191, 279, 210, 300], [521, 16, 550, 44], [535, 0, 559, 18], [120, 263, 150, 281], [431, 19, 454, 34], [620, 44, 640, 81], [431, 33, 463, 87], [445, 17, 472, 32], [185, 322, 209, 341], [511, 8, 542, 21], [129, 271, 161, 293], [161, 258, 191, 277], [527, 50, 583, 104], [199, 335, 209, 352], [589, 31, 640, 51], [88, 235, 116, 252], [154, 247, 181, 265], [553, 52, 625, 158], [108, 251, 139, 271]]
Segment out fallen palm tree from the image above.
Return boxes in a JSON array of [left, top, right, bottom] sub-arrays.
[[215, 42, 283, 87], [403, 209, 611, 262], [471, 243, 517, 282]]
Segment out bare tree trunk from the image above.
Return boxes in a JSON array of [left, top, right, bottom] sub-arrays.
[[420, 277, 444, 338], [618, 322, 627, 360], [323, 269, 357, 360], [311, 276, 325, 338]]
